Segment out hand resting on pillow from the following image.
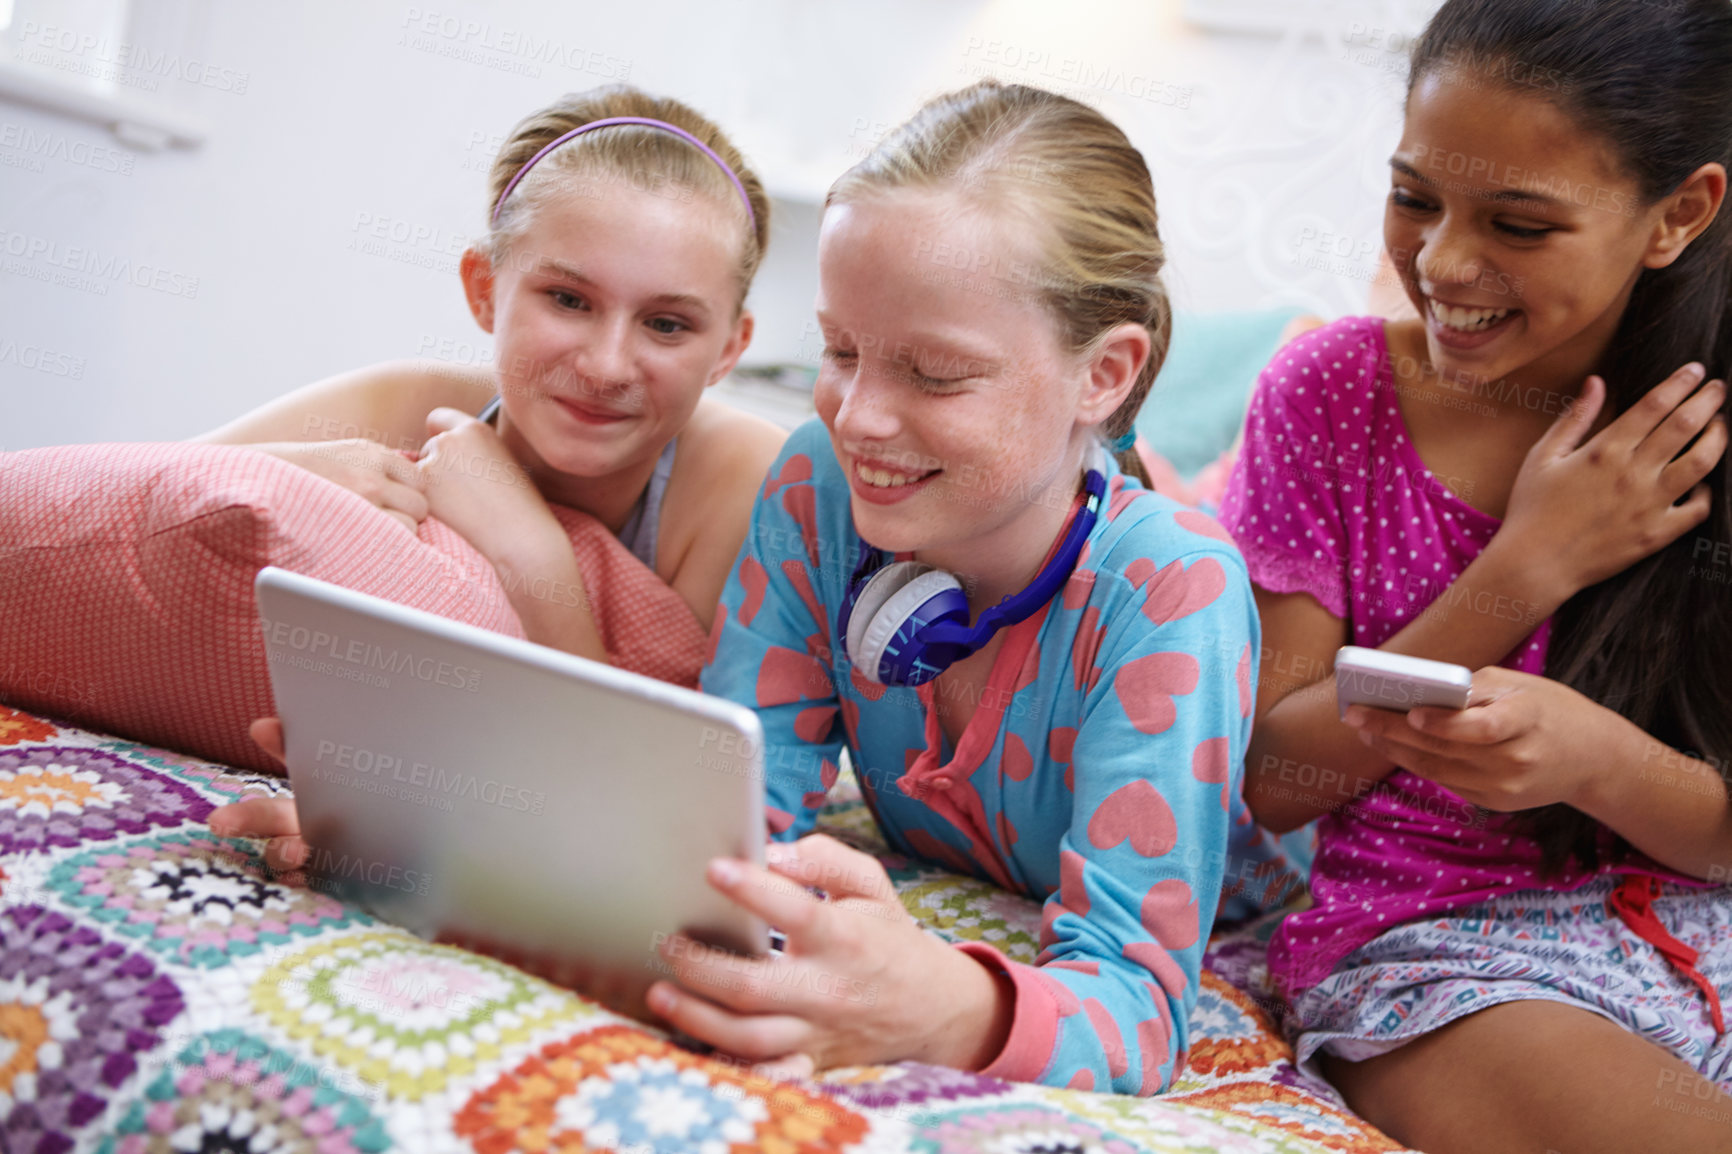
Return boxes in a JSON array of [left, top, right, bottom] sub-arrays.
[[245, 438, 430, 535]]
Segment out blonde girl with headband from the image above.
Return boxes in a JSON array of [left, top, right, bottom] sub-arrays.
[[664, 80, 1302, 1091], [197, 85, 784, 660], [206, 85, 784, 868]]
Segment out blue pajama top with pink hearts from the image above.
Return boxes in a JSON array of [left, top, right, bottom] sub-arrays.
[[700, 419, 1305, 1095]]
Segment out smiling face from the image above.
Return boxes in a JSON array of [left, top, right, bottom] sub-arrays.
[[811, 190, 1102, 580], [469, 181, 750, 481], [1386, 72, 1669, 390]]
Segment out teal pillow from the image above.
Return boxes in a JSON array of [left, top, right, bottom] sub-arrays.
[[1136, 308, 1304, 478]]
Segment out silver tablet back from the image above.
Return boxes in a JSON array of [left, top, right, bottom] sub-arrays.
[[254, 566, 768, 1005]]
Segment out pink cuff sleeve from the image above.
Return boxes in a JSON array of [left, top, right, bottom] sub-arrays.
[[1236, 544, 1348, 620], [954, 941, 1062, 1084]]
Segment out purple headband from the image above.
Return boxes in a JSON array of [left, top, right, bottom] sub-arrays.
[[489, 115, 756, 228]]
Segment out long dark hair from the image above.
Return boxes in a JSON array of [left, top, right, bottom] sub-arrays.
[[1408, 0, 1732, 874]]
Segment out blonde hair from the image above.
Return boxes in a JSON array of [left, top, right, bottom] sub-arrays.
[[485, 85, 771, 306], [827, 80, 1168, 487]]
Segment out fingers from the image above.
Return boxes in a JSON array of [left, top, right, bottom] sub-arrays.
[[656, 932, 783, 1013], [208, 797, 313, 882], [380, 480, 431, 524], [208, 796, 300, 839], [707, 858, 830, 950], [1648, 483, 1716, 554], [1344, 704, 1470, 756], [1536, 373, 1605, 457], [1405, 698, 1522, 745], [424, 407, 469, 437], [376, 446, 423, 486], [415, 430, 446, 468], [645, 979, 810, 1061], [310, 442, 430, 528], [750, 1051, 816, 1082], [207, 801, 311, 885], [1463, 667, 1522, 707], [248, 717, 287, 766], [413, 429, 469, 478], [767, 834, 898, 906], [1643, 377, 1726, 473], [1357, 729, 1455, 784], [263, 835, 311, 874], [1659, 410, 1729, 502], [1599, 362, 1707, 453]]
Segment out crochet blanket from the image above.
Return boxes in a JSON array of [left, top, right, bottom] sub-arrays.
[[0, 702, 1410, 1154]]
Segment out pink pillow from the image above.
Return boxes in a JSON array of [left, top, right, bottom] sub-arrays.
[[543, 502, 709, 691], [0, 443, 525, 773]]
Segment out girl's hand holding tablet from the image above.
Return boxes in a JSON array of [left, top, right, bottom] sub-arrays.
[[646, 835, 1012, 1076], [207, 718, 310, 879]]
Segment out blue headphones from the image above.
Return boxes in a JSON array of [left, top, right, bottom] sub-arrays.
[[836, 468, 1107, 687]]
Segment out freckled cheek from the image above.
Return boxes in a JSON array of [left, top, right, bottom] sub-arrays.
[[812, 376, 842, 428], [949, 436, 1022, 496]]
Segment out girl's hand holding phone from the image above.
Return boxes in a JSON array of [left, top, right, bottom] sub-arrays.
[[1342, 666, 1642, 814], [646, 834, 1013, 1078], [1497, 365, 1727, 607]]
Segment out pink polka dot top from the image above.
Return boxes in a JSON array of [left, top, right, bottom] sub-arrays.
[[1219, 316, 1694, 995]]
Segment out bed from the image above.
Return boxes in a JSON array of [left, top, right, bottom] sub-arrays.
[[0, 700, 1412, 1154]]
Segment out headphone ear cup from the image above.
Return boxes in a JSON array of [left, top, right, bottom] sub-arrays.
[[846, 561, 928, 676], [856, 568, 968, 685]]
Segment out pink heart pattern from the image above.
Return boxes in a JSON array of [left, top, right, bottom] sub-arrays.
[[762, 452, 812, 497], [1114, 652, 1200, 735], [1128, 557, 1226, 626], [1087, 780, 1177, 857], [1140, 877, 1200, 950]]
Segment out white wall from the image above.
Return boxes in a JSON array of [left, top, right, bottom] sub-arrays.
[[1, 0, 1431, 448]]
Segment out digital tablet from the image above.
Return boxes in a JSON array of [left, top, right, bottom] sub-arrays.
[[254, 566, 769, 1012]]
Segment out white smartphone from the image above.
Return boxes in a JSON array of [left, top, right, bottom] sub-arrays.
[[1334, 646, 1473, 717]]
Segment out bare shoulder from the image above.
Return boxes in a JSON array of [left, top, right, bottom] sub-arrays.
[[386, 359, 498, 420], [659, 395, 790, 627], [678, 395, 789, 491], [195, 359, 497, 449], [663, 394, 788, 554], [1382, 319, 1429, 387]]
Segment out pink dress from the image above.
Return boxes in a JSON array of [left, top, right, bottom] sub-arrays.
[[1218, 316, 1696, 995]]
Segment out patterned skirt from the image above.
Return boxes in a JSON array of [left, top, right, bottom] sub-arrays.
[[1288, 875, 1732, 1089]]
